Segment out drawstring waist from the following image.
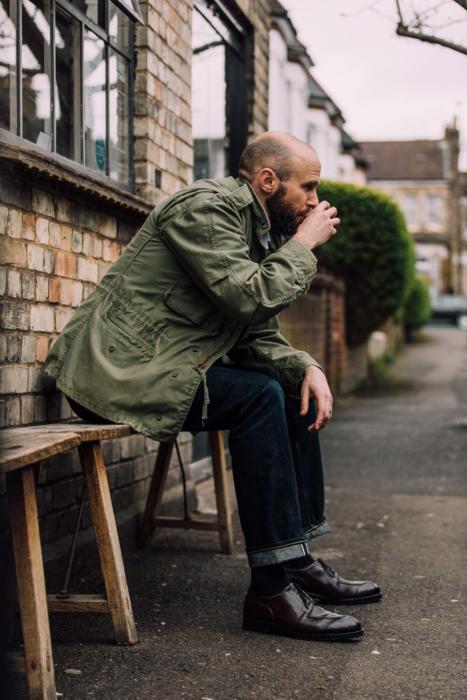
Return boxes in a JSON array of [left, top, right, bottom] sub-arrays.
[[200, 369, 210, 425]]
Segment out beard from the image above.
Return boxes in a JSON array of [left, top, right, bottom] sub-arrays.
[[266, 183, 302, 248]]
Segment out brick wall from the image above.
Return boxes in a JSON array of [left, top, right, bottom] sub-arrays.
[[279, 273, 348, 393], [134, 0, 193, 204]]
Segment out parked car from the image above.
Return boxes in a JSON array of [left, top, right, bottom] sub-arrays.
[[430, 295, 467, 329]]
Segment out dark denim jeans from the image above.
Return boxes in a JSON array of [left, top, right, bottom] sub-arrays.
[[181, 362, 330, 567]]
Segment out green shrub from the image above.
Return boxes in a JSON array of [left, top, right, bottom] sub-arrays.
[[403, 276, 431, 337], [317, 181, 415, 346]]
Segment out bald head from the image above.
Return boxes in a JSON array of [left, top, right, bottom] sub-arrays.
[[239, 131, 318, 182]]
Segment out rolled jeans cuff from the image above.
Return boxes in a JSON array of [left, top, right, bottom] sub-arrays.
[[247, 540, 310, 568], [305, 519, 331, 540]]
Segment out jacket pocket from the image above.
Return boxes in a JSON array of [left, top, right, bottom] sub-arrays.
[[163, 281, 213, 326], [102, 295, 163, 361]]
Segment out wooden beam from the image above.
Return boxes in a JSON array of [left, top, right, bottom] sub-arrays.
[[47, 594, 109, 613], [209, 431, 234, 554], [79, 441, 137, 645], [153, 516, 219, 531], [6, 467, 56, 700]]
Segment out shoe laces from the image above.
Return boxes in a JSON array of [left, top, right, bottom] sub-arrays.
[[318, 558, 337, 578], [292, 583, 316, 611]]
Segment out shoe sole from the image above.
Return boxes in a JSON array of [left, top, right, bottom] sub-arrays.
[[242, 617, 364, 642], [311, 592, 383, 606]]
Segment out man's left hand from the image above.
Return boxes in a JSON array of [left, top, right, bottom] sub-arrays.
[[300, 365, 333, 432]]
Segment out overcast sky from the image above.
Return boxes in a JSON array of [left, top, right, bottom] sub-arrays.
[[283, 0, 467, 169]]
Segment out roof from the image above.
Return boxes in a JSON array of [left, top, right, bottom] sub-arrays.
[[269, 0, 314, 69], [360, 140, 447, 180]]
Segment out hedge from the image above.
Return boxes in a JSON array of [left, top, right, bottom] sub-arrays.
[[316, 181, 415, 346], [403, 276, 431, 336]]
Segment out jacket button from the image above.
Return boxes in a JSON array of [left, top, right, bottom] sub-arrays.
[[156, 415, 162, 421], [109, 346, 115, 353], [171, 372, 178, 378]]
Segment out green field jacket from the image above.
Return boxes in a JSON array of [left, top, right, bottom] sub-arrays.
[[42, 176, 321, 441]]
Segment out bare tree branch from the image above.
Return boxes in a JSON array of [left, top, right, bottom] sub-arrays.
[[394, 0, 467, 55], [396, 21, 467, 54]]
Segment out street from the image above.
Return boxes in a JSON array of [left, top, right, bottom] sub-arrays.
[[14, 325, 467, 699]]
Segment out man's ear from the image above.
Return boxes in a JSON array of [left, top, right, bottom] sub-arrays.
[[257, 167, 278, 195]]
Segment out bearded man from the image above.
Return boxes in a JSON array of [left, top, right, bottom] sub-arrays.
[[43, 132, 382, 642]]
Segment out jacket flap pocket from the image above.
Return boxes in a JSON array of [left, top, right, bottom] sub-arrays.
[[102, 296, 160, 355]]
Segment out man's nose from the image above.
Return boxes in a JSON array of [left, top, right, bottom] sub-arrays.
[[307, 192, 319, 208]]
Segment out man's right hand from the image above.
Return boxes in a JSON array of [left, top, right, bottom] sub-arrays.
[[292, 200, 340, 251]]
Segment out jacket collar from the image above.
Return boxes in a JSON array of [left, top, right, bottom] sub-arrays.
[[235, 176, 271, 237]]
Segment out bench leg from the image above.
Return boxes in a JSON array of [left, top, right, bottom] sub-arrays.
[[78, 442, 137, 645], [138, 441, 174, 547], [6, 467, 56, 700], [209, 431, 234, 554]]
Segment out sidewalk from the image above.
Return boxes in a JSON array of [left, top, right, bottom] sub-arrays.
[[10, 326, 467, 699]]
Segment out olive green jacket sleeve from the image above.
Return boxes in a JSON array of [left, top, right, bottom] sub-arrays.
[[227, 316, 323, 397], [159, 195, 318, 326]]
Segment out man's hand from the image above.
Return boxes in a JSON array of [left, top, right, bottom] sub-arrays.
[[292, 200, 340, 251], [300, 365, 333, 432]]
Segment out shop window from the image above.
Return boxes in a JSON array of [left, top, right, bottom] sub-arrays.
[[0, 0, 142, 188]]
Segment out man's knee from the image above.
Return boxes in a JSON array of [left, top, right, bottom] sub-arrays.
[[256, 375, 286, 407]]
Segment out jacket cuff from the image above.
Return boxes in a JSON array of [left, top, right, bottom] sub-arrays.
[[279, 238, 318, 283]]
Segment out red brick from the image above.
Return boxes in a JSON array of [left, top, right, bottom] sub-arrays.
[[36, 335, 49, 362], [21, 213, 35, 240], [54, 251, 77, 278], [49, 277, 61, 303]]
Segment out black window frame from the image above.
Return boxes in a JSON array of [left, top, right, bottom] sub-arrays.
[[4, 0, 142, 191]]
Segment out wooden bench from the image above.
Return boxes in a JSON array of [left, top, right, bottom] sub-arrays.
[[139, 431, 234, 554], [0, 421, 137, 700]]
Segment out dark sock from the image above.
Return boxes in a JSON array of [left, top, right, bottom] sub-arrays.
[[283, 554, 314, 570], [250, 564, 288, 596]]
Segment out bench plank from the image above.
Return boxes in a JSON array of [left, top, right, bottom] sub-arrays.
[[2, 420, 131, 443], [0, 431, 81, 473]]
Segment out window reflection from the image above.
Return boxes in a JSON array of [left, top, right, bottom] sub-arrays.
[[109, 49, 129, 183], [192, 7, 227, 180], [84, 29, 106, 173], [22, 0, 51, 147], [0, 0, 17, 131], [55, 8, 80, 159], [109, 2, 130, 52]]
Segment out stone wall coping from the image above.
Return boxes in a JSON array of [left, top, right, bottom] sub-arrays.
[[0, 130, 152, 217]]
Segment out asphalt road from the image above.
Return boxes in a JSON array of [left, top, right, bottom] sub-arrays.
[[9, 325, 467, 699]]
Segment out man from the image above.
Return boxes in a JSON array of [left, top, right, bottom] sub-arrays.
[[43, 132, 381, 642]]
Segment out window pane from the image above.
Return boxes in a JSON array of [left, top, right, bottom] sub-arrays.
[[22, 0, 51, 147], [109, 49, 129, 183], [74, 0, 103, 27], [109, 2, 130, 52], [84, 29, 106, 174], [192, 8, 226, 180], [0, 0, 17, 132], [55, 8, 81, 159]]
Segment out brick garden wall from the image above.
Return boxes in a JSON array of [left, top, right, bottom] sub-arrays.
[[279, 273, 349, 394]]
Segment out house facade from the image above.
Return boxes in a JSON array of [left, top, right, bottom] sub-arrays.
[[268, 0, 366, 185], [361, 127, 464, 297]]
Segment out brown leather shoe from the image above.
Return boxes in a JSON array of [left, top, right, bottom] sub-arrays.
[[243, 583, 363, 641], [284, 559, 382, 606]]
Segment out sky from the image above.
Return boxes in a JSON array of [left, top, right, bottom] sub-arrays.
[[283, 0, 467, 168]]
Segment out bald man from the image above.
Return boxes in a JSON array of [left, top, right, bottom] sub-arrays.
[[44, 131, 382, 643]]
